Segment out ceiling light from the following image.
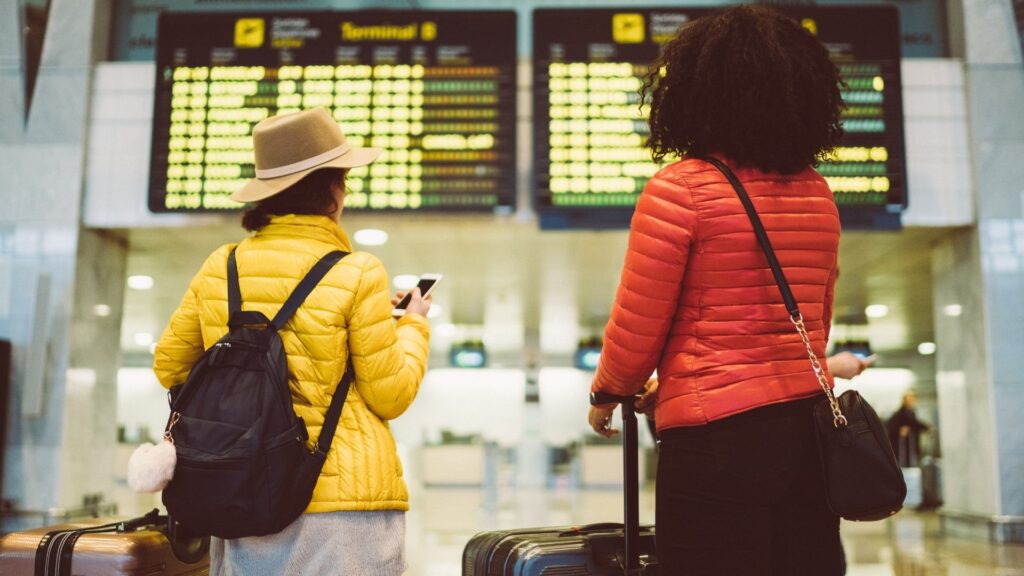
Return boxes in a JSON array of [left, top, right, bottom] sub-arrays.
[[393, 275, 418, 290], [918, 342, 937, 355], [943, 304, 963, 317], [354, 229, 388, 246], [865, 304, 889, 319], [93, 304, 112, 317], [134, 333, 154, 347], [428, 304, 442, 319], [436, 323, 457, 338], [128, 275, 154, 290]]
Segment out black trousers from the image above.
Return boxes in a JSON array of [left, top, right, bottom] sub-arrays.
[[656, 396, 843, 575]]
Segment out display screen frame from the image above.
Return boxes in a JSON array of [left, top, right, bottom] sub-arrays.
[[148, 10, 519, 215], [532, 6, 907, 231]]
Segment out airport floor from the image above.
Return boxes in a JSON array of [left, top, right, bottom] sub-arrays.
[[46, 470, 1024, 575], [402, 484, 1024, 576]]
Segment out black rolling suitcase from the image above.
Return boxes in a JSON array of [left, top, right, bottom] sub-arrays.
[[462, 392, 657, 575]]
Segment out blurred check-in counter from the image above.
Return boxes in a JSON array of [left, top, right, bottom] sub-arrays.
[[538, 368, 651, 488], [391, 367, 655, 488], [391, 369, 526, 486]]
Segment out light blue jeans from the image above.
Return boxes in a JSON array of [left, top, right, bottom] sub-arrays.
[[209, 510, 406, 576]]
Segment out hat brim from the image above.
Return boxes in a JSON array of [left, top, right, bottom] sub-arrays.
[[230, 146, 382, 204]]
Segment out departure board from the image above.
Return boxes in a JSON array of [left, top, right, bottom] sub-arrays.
[[534, 7, 906, 229], [149, 11, 517, 213]]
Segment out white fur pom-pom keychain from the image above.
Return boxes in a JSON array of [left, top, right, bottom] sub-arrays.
[[127, 413, 179, 493]]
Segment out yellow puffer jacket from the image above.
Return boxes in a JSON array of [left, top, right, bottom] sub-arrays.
[[153, 214, 430, 513]]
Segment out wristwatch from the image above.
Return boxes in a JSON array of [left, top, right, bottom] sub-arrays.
[[590, 391, 627, 406]]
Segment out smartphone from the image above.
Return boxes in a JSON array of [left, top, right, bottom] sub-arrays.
[[392, 274, 442, 317]]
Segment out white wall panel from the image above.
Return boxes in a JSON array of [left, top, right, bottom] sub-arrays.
[[84, 62, 229, 228], [901, 59, 974, 227]]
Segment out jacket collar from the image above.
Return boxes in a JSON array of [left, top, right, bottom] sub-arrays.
[[255, 214, 354, 251]]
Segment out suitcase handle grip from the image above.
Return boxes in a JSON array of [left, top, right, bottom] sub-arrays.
[[116, 509, 162, 533], [558, 522, 622, 536], [113, 510, 209, 565], [558, 523, 654, 537]]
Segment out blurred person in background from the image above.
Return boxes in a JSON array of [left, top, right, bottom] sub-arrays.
[[154, 108, 431, 575], [587, 6, 846, 575], [887, 391, 931, 467]]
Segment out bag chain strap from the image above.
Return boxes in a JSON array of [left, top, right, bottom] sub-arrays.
[[791, 313, 847, 428]]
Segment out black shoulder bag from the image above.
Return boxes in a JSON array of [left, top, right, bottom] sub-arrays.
[[700, 156, 907, 521]]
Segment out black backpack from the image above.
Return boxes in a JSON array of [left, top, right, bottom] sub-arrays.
[[162, 249, 353, 539]]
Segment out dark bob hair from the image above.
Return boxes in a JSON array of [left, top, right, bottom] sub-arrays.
[[643, 5, 845, 174], [242, 168, 345, 232]]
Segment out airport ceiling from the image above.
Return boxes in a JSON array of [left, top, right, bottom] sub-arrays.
[[121, 215, 951, 363]]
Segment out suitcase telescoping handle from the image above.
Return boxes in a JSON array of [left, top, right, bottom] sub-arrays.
[[591, 391, 643, 574]]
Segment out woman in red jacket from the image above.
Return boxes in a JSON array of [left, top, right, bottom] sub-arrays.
[[588, 6, 845, 575]]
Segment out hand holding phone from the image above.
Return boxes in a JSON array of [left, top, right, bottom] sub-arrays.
[[392, 274, 442, 318], [828, 351, 874, 380]]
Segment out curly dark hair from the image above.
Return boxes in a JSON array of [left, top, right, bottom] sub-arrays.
[[643, 5, 845, 174], [241, 168, 345, 232]]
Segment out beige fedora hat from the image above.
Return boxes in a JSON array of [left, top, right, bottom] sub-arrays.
[[231, 108, 381, 203]]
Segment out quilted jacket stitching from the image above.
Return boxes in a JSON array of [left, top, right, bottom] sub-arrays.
[[593, 158, 838, 430]]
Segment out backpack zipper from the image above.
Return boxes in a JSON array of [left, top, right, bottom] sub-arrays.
[[177, 456, 248, 470], [210, 340, 261, 364], [214, 341, 262, 350]]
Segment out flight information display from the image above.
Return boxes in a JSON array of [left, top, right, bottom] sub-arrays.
[[534, 7, 906, 229], [149, 11, 517, 213]]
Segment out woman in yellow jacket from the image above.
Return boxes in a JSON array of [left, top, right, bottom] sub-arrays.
[[153, 108, 430, 575]]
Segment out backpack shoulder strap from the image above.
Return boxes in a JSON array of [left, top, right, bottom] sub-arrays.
[[271, 250, 350, 331], [274, 250, 354, 457], [227, 248, 241, 317], [313, 363, 354, 457]]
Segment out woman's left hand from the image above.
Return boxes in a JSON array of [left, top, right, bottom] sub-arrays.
[[589, 404, 619, 438]]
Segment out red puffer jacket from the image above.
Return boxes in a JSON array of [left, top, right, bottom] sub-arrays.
[[592, 156, 840, 431]]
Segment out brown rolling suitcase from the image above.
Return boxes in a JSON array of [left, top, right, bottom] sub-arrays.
[[0, 509, 209, 576]]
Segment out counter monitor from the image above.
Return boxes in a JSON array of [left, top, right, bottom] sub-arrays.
[[150, 11, 517, 213]]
